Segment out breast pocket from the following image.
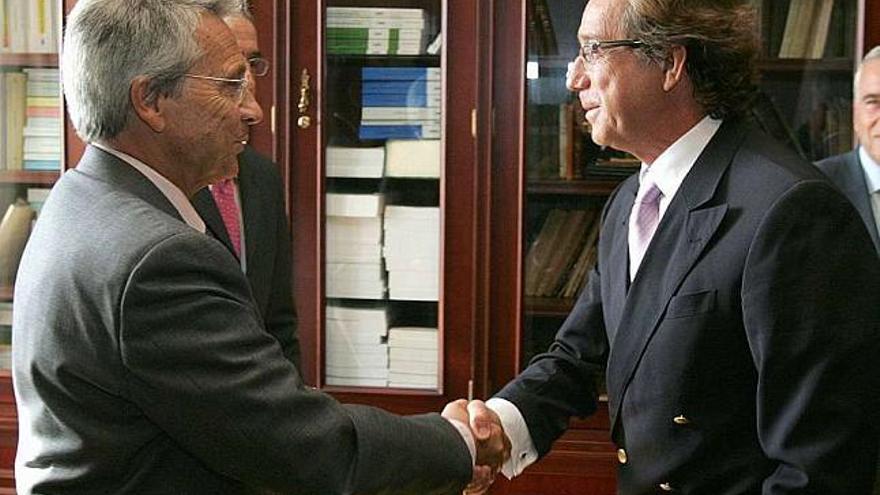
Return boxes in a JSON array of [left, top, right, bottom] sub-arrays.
[[666, 289, 717, 319]]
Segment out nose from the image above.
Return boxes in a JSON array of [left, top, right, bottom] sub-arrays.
[[566, 59, 590, 92], [240, 85, 264, 126]]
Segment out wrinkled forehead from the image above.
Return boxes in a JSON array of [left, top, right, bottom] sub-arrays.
[[192, 13, 248, 75], [578, 0, 626, 42]]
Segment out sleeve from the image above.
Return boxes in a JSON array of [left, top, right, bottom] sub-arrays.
[[119, 232, 471, 495], [742, 180, 880, 493], [493, 189, 620, 456]]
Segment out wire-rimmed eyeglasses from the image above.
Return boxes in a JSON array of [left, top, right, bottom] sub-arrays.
[[184, 73, 251, 103], [248, 56, 270, 77], [567, 39, 646, 89], [579, 39, 645, 64]]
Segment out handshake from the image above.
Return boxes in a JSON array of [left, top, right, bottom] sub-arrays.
[[442, 399, 512, 494]]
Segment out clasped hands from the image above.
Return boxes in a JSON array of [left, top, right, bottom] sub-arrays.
[[442, 399, 511, 494]]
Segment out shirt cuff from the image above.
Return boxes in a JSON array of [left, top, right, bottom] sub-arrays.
[[444, 417, 476, 466], [486, 397, 538, 479]]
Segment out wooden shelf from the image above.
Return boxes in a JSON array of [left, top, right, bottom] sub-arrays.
[[527, 179, 619, 196], [757, 57, 854, 73], [0, 53, 58, 67], [525, 296, 574, 317], [0, 170, 60, 185]]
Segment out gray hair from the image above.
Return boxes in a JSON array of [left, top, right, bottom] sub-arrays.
[[855, 45, 880, 95], [226, 0, 254, 21], [63, 0, 239, 142]]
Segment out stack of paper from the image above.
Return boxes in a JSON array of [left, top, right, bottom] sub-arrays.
[[387, 326, 438, 389], [326, 193, 386, 299], [326, 146, 385, 178], [384, 139, 440, 178], [325, 305, 389, 387], [383, 206, 439, 301]]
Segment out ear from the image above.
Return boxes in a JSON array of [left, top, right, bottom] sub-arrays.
[[662, 45, 688, 92], [130, 76, 166, 132]]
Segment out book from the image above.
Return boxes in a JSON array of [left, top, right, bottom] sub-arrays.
[[361, 67, 440, 81], [326, 146, 385, 178], [0, 199, 36, 286], [326, 193, 384, 217], [359, 124, 440, 140], [384, 139, 441, 178], [524, 209, 567, 296]]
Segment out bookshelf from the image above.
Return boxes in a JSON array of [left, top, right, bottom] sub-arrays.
[[0, 1, 63, 492]]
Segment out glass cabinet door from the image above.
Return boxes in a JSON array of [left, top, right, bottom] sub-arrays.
[[0, 0, 63, 369], [322, 1, 443, 391], [521, 0, 622, 382]]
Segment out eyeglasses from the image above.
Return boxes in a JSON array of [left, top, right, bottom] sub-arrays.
[[184, 73, 251, 103], [248, 57, 270, 77], [578, 39, 645, 65], [567, 39, 646, 89]]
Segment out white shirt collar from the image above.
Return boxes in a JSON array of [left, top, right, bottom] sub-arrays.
[[91, 142, 206, 233], [858, 146, 880, 195], [638, 116, 723, 204]]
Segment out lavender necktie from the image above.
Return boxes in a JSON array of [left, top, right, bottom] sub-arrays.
[[211, 179, 242, 258], [628, 179, 662, 280]]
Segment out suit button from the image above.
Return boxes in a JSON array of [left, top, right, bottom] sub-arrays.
[[673, 415, 690, 425], [617, 448, 628, 464], [659, 482, 673, 491]]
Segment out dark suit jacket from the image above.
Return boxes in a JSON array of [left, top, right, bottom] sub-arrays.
[[497, 120, 880, 494], [193, 147, 300, 367], [12, 146, 471, 495], [815, 149, 880, 253]]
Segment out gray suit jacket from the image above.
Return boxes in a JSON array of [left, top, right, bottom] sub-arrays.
[[13, 146, 471, 494], [815, 149, 880, 253], [498, 120, 880, 494], [193, 147, 301, 368]]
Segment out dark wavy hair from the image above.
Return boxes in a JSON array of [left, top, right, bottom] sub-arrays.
[[621, 0, 759, 119]]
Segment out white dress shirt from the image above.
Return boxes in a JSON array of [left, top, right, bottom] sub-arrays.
[[489, 116, 723, 479], [858, 146, 880, 238]]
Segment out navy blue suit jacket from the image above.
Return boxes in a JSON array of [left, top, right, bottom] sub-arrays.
[[497, 120, 880, 494], [815, 149, 880, 254]]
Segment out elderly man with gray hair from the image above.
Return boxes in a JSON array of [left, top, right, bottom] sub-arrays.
[[816, 45, 880, 254], [11, 1, 508, 494]]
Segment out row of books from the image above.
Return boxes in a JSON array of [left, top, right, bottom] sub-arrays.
[[0, 301, 10, 369], [359, 67, 440, 140], [524, 208, 601, 299], [1, 68, 62, 172], [778, 0, 836, 59], [0, 0, 60, 54], [324, 304, 439, 389], [527, 103, 639, 181], [327, 7, 429, 56], [526, 0, 557, 57], [326, 140, 440, 179]]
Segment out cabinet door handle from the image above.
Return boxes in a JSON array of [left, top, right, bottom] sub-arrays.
[[297, 68, 311, 129]]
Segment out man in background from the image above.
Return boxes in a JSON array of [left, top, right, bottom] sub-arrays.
[[12, 0, 506, 493], [459, 0, 880, 493], [193, 2, 301, 367], [816, 45, 880, 254]]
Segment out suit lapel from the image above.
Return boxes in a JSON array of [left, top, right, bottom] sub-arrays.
[[842, 151, 880, 252], [192, 187, 237, 257], [605, 120, 746, 433], [76, 146, 182, 222], [602, 178, 637, 345]]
